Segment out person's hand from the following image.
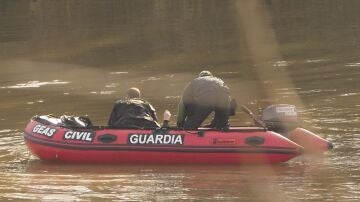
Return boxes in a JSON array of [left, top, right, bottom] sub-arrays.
[[163, 110, 171, 121]]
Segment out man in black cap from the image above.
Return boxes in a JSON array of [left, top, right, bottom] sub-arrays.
[[108, 87, 160, 128], [177, 71, 232, 130]]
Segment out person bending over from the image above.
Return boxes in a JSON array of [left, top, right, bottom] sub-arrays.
[[177, 71, 232, 130]]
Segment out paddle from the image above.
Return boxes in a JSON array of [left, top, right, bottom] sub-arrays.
[[241, 105, 267, 128]]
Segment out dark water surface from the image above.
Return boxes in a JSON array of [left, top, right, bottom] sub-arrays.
[[0, 1, 359, 201]]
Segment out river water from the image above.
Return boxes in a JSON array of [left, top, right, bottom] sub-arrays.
[[0, 1, 359, 201]]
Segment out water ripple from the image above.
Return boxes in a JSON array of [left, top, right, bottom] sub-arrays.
[[306, 59, 330, 63], [1, 80, 69, 89], [273, 60, 293, 67], [109, 71, 128, 75], [90, 91, 117, 95], [345, 63, 360, 67]]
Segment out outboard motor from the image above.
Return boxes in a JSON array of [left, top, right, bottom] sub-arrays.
[[261, 104, 298, 133], [261, 104, 334, 152]]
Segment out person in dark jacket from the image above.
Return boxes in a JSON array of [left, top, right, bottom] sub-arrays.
[[108, 87, 160, 128], [177, 71, 232, 130]]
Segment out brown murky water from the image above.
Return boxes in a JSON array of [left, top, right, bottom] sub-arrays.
[[0, 1, 359, 201]]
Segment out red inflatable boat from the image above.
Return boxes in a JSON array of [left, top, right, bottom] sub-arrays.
[[23, 104, 333, 164], [23, 115, 305, 164]]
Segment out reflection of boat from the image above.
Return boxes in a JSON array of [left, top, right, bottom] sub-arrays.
[[24, 160, 305, 175], [23, 115, 304, 164]]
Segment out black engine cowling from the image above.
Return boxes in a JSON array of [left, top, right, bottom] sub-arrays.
[[261, 104, 298, 133]]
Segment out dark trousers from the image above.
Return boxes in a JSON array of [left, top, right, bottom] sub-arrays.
[[183, 105, 229, 130]]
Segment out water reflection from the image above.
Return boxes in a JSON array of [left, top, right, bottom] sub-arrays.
[[0, 158, 352, 201], [15, 161, 308, 201]]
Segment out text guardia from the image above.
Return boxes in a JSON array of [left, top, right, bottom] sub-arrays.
[[128, 134, 184, 145]]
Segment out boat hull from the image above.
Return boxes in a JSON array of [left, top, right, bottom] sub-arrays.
[[23, 117, 303, 164]]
